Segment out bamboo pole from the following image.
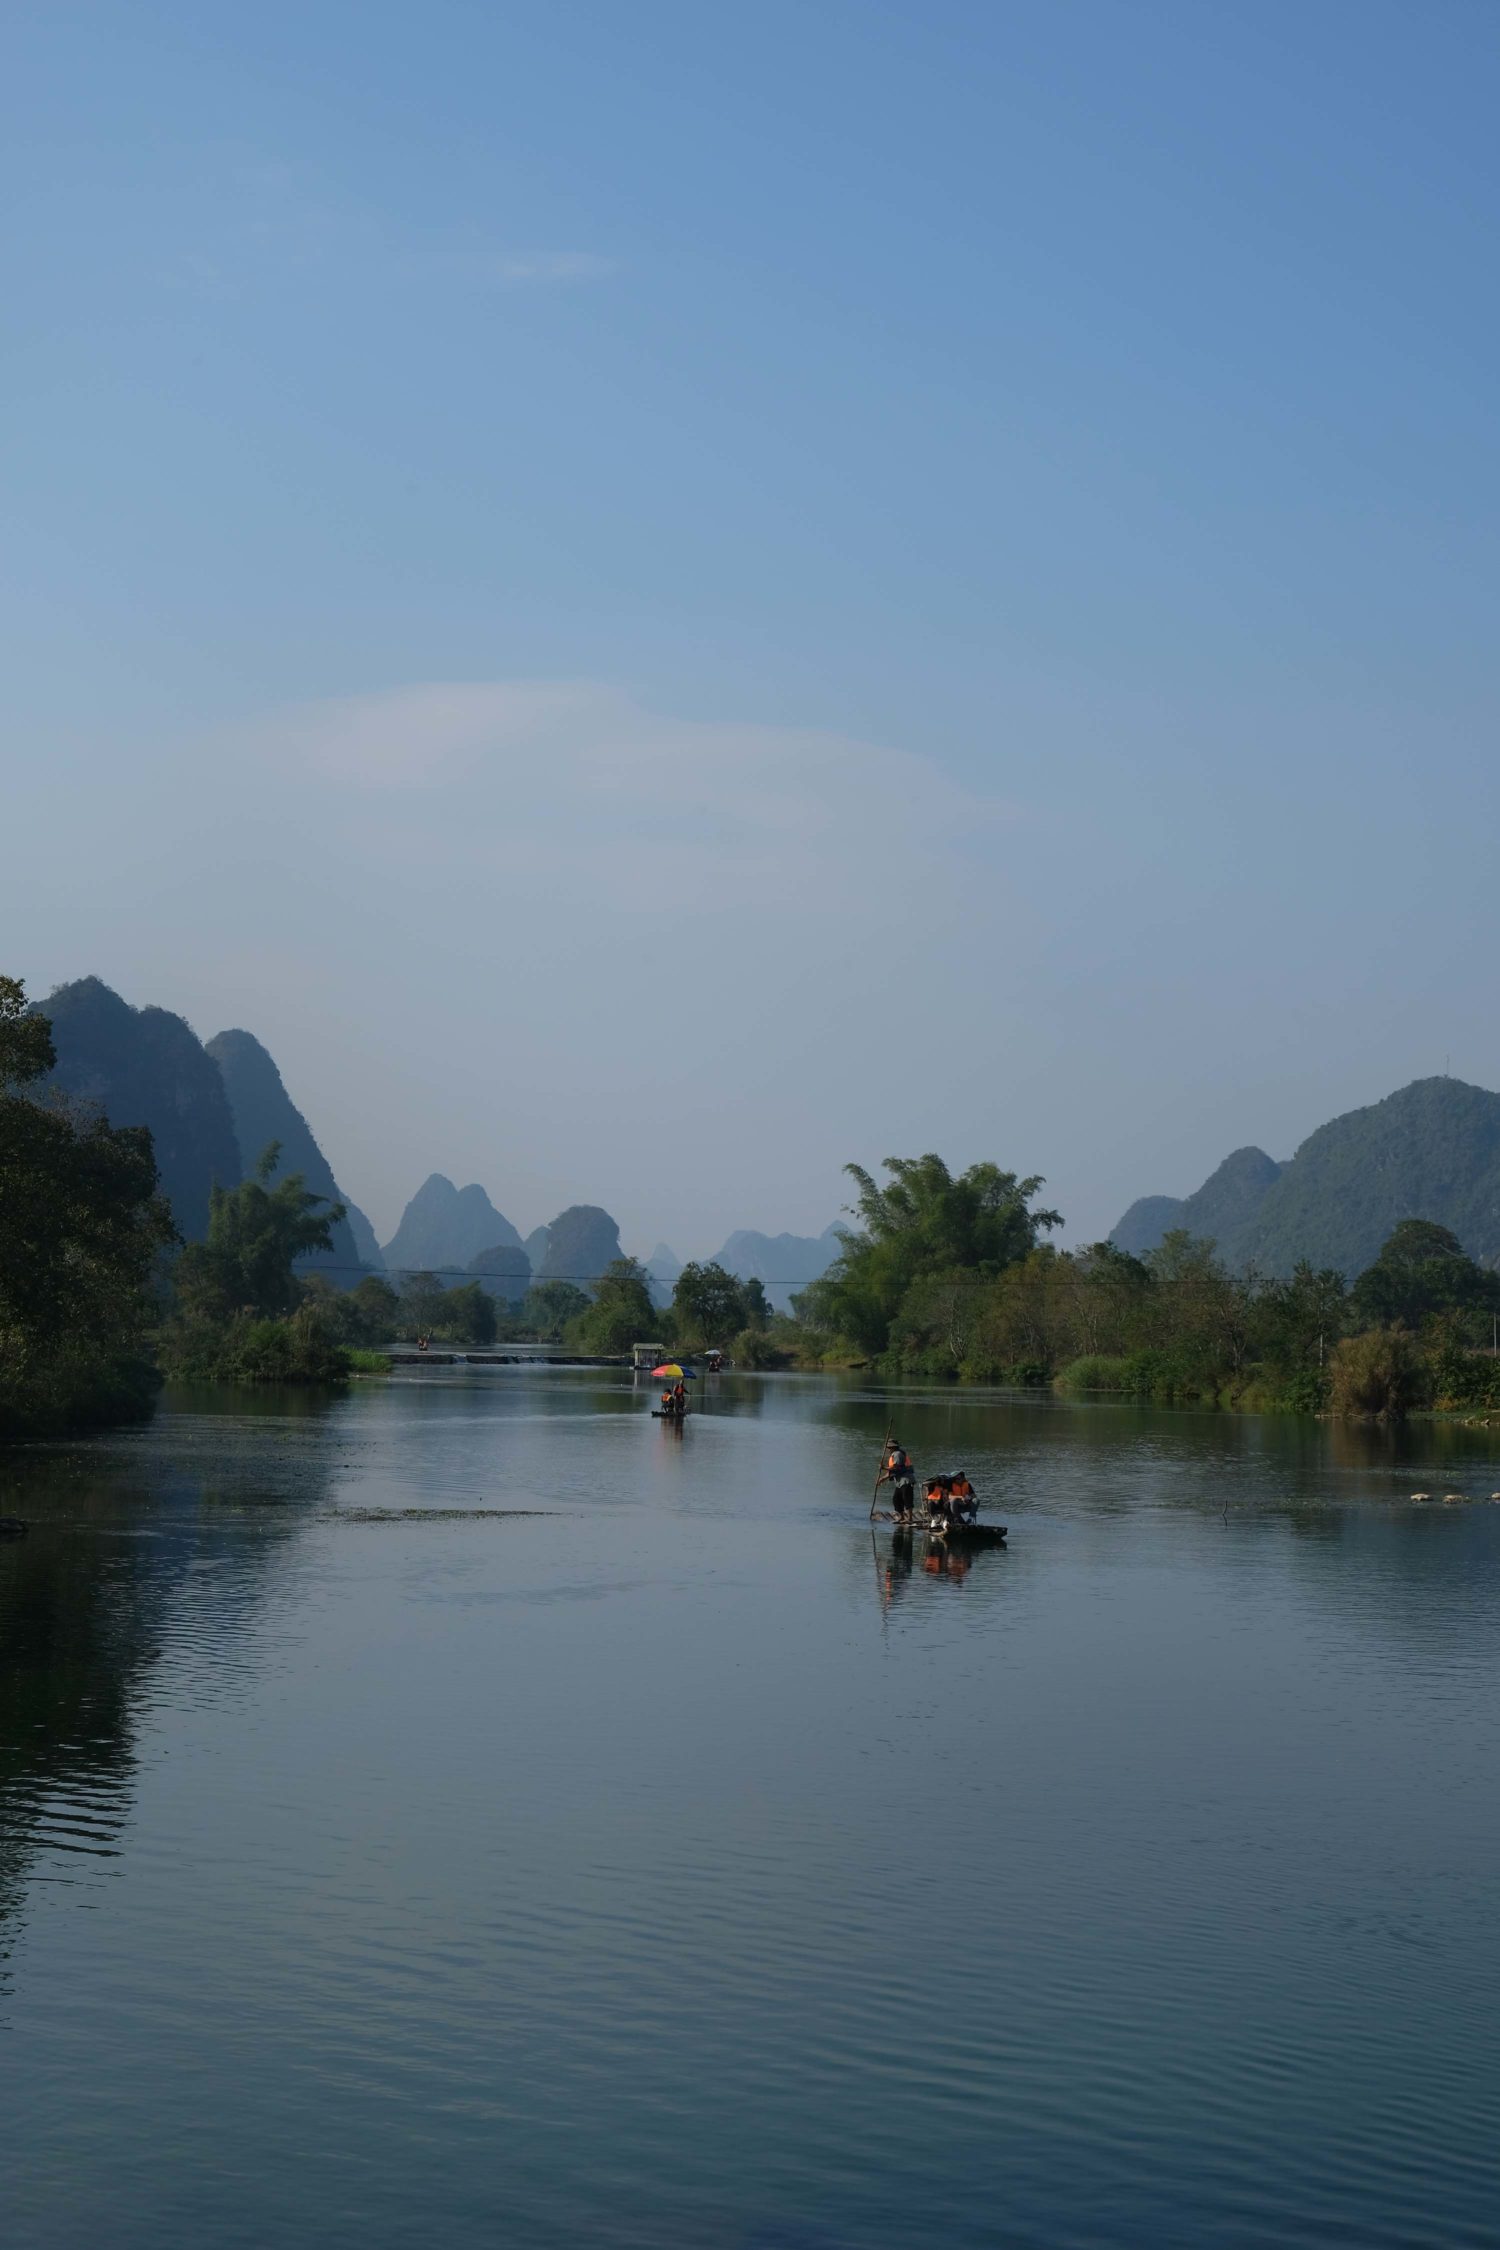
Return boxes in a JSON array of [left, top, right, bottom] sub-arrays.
[[869, 1419, 893, 1520]]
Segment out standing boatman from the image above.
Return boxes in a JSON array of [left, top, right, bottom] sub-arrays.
[[877, 1438, 917, 1523]]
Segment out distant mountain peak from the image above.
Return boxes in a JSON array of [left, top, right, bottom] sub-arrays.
[[1110, 1076, 1500, 1277], [40, 976, 241, 1241], [712, 1226, 842, 1284], [382, 1174, 520, 1273], [536, 1205, 622, 1287]]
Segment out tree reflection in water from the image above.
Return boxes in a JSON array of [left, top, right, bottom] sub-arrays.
[[0, 1395, 332, 2006]]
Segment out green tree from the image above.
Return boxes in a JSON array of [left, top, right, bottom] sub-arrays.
[[397, 1270, 449, 1338], [670, 1260, 750, 1349], [160, 1142, 348, 1382], [440, 1281, 498, 1346], [173, 1142, 344, 1324], [393, 1273, 496, 1343], [888, 1266, 986, 1375], [805, 1155, 1062, 1355], [1, 977, 177, 1440], [1350, 1219, 1500, 1331], [344, 1273, 400, 1343], [1144, 1232, 1254, 1382], [1250, 1261, 1348, 1376], [300, 1272, 401, 1345], [567, 1258, 658, 1353], [0, 974, 57, 1089], [519, 1281, 591, 1339]]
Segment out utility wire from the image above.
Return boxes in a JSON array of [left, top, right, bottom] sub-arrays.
[[288, 1261, 799, 1283]]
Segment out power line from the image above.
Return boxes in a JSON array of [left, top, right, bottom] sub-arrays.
[[291, 1262, 797, 1283]]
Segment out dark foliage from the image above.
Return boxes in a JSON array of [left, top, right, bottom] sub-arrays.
[[1, 977, 177, 1441], [206, 1028, 380, 1279], [1348, 1219, 1500, 1329], [566, 1259, 658, 1353], [669, 1261, 769, 1350], [517, 1281, 591, 1339], [395, 1273, 497, 1345], [160, 1144, 347, 1379]]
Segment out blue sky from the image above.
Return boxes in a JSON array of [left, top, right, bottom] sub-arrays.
[[5, 1, 1500, 1252]]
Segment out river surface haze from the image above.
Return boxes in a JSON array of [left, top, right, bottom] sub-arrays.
[[3, 1371, 1499, 2249]]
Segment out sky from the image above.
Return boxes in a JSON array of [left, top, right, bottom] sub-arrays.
[[5, 0, 1500, 1256]]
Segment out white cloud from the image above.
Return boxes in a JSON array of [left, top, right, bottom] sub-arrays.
[[245, 680, 1016, 920]]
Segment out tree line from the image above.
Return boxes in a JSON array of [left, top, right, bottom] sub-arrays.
[[9, 964, 1496, 1442], [1, 977, 778, 1439], [353, 1254, 772, 1358], [786, 1154, 1500, 1416]]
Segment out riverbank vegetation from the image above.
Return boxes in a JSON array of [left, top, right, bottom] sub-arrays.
[[11, 966, 1500, 1444], [785, 1158, 1500, 1419], [157, 1145, 354, 1383], [1, 977, 177, 1442]]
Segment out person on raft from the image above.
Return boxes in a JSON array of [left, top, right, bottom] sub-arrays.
[[877, 1440, 917, 1523], [672, 1379, 687, 1416], [926, 1472, 977, 1529]]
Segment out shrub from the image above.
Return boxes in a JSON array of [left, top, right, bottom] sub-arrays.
[[1275, 1366, 1330, 1415], [728, 1326, 789, 1370], [1328, 1327, 1425, 1419], [161, 1306, 351, 1386], [1055, 1354, 1135, 1393]]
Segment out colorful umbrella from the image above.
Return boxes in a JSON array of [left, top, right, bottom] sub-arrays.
[[651, 1363, 697, 1379]]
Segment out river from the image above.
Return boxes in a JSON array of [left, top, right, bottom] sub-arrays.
[[3, 1369, 1499, 2248]]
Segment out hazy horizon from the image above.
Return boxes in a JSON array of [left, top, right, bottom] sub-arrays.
[[8, 3, 1500, 1251]]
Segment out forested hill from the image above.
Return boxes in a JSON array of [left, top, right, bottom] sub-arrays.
[[40, 978, 241, 1240], [1111, 1078, 1500, 1277], [1112, 1148, 1283, 1260], [206, 1030, 382, 1275], [536, 1206, 622, 1287]]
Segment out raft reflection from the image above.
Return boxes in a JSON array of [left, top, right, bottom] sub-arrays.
[[875, 1524, 1004, 1610]]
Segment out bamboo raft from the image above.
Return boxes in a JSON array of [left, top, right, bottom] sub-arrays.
[[874, 1512, 1007, 1545]]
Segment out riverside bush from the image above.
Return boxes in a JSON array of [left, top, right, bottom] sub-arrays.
[[162, 1308, 351, 1386], [1327, 1327, 1425, 1419]]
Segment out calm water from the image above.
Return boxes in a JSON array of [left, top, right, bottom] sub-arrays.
[[3, 1370, 1499, 2249]]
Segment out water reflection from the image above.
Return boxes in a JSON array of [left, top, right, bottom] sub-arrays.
[[3, 1373, 1500, 2250], [0, 1399, 333, 2003], [873, 1525, 1008, 1612]]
